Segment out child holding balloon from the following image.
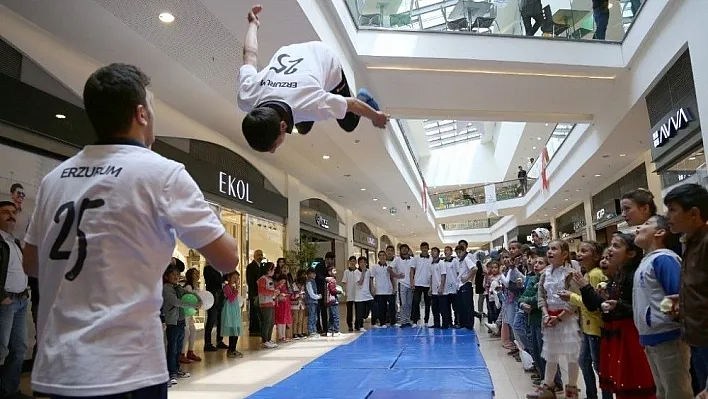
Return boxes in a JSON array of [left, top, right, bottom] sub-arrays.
[[162, 264, 201, 386], [181, 268, 202, 363], [222, 271, 244, 358]]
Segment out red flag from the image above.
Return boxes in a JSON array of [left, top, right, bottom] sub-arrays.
[[541, 148, 550, 192], [421, 182, 428, 213]]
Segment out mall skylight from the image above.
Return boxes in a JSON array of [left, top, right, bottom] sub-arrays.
[[424, 119, 481, 150]]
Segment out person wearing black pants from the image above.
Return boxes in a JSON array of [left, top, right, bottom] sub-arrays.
[[411, 243, 433, 326], [354, 257, 374, 331], [246, 251, 264, 337], [316, 253, 336, 334], [520, 0, 544, 36], [203, 264, 226, 351], [454, 245, 478, 329]]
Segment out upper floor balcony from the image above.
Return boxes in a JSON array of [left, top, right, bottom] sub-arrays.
[[345, 0, 644, 43]]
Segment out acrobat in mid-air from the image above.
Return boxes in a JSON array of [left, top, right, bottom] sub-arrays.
[[237, 5, 389, 153]]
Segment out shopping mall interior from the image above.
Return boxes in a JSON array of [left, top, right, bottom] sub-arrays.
[[1, 0, 707, 398]]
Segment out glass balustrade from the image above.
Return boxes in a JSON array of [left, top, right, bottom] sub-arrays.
[[345, 0, 645, 42], [441, 216, 503, 230], [431, 177, 538, 210]]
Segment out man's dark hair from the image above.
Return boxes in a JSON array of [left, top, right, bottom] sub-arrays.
[[10, 183, 23, 193], [83, 63, 151, 140], [378, 250, 386, 257], [458, 239, 468, 247], [386, 245, 395, 251], [357, 256, 368, 264], [454, 244, 465, 252], [664, 183, 708, 222], [0, 201, 16, 209], [399, 244, 410, 251], [431, 247, 440, 254], [324, 252, 336, 260], [242, 107, 282, 152], [348, 255, 357, 262], [649, 215, 681, 251], [420, 241, 429, 249], [622, 188, 658, 215]]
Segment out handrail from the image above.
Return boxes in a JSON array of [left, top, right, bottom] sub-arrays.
[[431, 177, 538, 211], [441, 216, 503, 230]]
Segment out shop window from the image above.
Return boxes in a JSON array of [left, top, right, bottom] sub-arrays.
[[660, 147, 707, 190], [248, 215, 285, 265]]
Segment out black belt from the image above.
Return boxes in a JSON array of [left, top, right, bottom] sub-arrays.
[[6, 289, 28, 299]]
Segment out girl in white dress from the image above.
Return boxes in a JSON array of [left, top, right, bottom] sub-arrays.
[[538, 240, 582, 399]]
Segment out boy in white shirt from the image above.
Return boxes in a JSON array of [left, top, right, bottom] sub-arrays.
[[442, 246, 459, 327], [371, 250, 395, 327], [392, 244, 415, 327], [22, 63, 240, 398], [341, 255, 358, 332], [429, 247, 450, 329], [354, 256, 375, 332], [454, 244, 478, 330], [237, 5, 388, 153], [411, 242, 433, 326]]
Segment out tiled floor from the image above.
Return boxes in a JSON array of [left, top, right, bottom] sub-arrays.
[[20, 313, 589, 398]]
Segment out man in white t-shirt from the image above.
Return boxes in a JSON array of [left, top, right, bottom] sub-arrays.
[[442, 246, 459, 327], [392, 244, 415, 327], [22, 64, 240, 398], [410, 241, 432, 326], [237, 5, 389, 153], [353, 256, 374, 332], [454, 244, 478, 330], [371, 250, 395, 327], [341, 255, 358, 332]]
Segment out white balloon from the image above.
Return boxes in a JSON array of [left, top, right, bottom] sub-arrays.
[[196, 290, 215, 310]]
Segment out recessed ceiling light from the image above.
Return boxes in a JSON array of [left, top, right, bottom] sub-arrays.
[[373, 198, 378, 201], [545, 123, 549, 126], [158, 12, 175, 23], [532, 146, 537, 150], [619, 153, 626, 157], [689, 157, 696, 160], [382, 206, 387, 210], [537, 137, 542, 140], [544, 214, 548, 217], [322, 155, 330, 160], [564, 198, 569, 201], [594, 174, 602, 177], [55, 114, 66, 119], [360, 188, 366, 191], [576, 189, 581, 192]]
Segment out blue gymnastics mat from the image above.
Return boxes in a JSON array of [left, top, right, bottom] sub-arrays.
[[247, 326, 495, 398]]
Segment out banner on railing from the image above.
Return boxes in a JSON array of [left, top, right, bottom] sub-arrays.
[[422, 182, 428, 214], [484, 183, 498, 217]]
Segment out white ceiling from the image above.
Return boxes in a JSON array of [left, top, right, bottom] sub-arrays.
[[0, 0, 660, 247]]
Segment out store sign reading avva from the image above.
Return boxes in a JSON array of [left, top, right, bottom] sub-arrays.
[[315, 214, 329, 229], [652, 108, 693, 148], [218, 172, 253, 204]]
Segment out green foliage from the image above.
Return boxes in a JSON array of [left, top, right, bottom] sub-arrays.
[[283, 237, 318, 271]]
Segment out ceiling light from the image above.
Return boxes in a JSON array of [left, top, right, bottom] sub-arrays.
[[689, 157, 696, 160], [360, 188, 366, 191], [366, 66, 616, 80], [564, 198, 569, 201], [544, 214, 548, 217], [382, 206, 387, 210], [55, 114, 66, 119], [594, 174, 602, 177], [576, 189, 581, 192], [158, 12, 175, 23], [532, 146, 537, 150], [537, 137, 542, 140], [322, 155, 330, 160], [619, 153, 626, 157], [373, 198, 378, 201]]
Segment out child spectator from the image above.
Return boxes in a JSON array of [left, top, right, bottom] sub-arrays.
[[162, 265, 197, 387], [257, 262, 277, 349], [342, 256, 358, 332], [664, 183, 708, 397], [354, 256, 374, 332], [325, 266, 342, 336], [291, 270, 307, 339], [305, 268, 321, 337], [222, 271, 244, 358], [274, 273, 292, 343], [181, 268, 201, 364]]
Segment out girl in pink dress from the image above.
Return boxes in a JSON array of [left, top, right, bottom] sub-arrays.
[[274, 274, 293, 342]]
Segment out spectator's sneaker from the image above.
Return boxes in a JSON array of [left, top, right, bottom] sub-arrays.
[[268, 341, 279, 348], [217, 342, 229, 350], [308, 333, 320, 338], [356, 88, 380, 111], [564, 385, 579, 398], [176, 371, 190, 379], [169, 376, 178, 385], [358, 328, 367, 332], [331, 332, 342, 337], [227, 350, 244, 358], [203, 344, 218, 352]]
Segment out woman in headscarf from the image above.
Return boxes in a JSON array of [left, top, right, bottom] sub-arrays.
[[531, 228, 551, 257]]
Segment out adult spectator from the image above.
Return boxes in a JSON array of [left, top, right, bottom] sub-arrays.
[[316, 253, 336, 335], [203, 264, 227, 351], [0, 201, 30, 399], [246, 250, 264, 336], [592, 0, 610, 40], [518, 166, 528, 195], [520, 0, 544, 36]]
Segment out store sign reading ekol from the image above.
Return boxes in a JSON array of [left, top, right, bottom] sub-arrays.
[[652, 108, 693, 148], [218, 172, 253, 204]]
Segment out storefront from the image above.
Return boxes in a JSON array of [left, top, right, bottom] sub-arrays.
[[492, 235, 504, 250], [352, 222, 377, 260], [555, 204, 586, 252], [646, 50, 706, 193], [300, 198, 347, 263], [592, 164, 648, 244], [152, 138, 288, 284]]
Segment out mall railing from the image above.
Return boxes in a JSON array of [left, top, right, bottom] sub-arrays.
[[345, 0, 646, 43], [527, 122, 578, 179], [441, 216, 503, 230], [431, 177, 538, 210]]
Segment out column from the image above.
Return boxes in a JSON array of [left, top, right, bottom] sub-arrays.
[[345, 210, 355, 260], [583, 195, 596, 241], [503, 233, 509, 249], [285, 175, 301, 251], [643, 150, 665, 213], [689, 34, 708, 159], [550, 217, 558, 240]]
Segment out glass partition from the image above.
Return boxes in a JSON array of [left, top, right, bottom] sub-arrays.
[[528, 122, 577, 179], [431, 177, 538, 210], [442, 216, 503, 230], [345, 0, 646, 42]]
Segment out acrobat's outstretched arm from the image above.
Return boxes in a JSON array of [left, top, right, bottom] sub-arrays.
[[243, 5, 262, 67]]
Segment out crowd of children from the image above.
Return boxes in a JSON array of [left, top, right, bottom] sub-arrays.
[[156, 183, 708, 398]]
